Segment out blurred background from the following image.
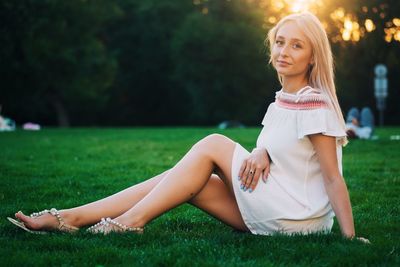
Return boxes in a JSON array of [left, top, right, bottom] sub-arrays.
[[1, 0, 399, 127]]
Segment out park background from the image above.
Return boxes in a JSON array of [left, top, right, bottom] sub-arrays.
[[1, 0, 399, 127], [1, 1, 399, 266]]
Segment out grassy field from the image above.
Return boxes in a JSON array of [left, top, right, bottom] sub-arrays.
[[0, 127, 399, 266]]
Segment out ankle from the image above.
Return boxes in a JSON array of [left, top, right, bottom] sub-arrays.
[[117, 214, 146, 229], [59, 210, 80, 227]]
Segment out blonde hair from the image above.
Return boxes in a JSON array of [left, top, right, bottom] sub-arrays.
[[267, 12, 348, 146]]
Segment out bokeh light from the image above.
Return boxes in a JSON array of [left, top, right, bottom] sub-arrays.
[[192, 0, 400, 43]]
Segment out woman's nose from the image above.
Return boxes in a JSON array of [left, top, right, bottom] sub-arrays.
[[279, 45, 289, 56]]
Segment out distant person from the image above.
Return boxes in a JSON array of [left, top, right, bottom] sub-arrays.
[[0, 105, 16, 131], [8, 12, 368, 243], [345, 107, 374, 139]]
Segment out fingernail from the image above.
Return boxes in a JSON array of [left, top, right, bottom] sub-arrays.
[[238, 176, 241, 181], [240, 184, 244, 190], [243, 187, 248, 192], [249, 189, 253, 193]]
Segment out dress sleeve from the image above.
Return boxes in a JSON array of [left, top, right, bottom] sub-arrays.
[[261, 104, 275, 126], [296, 108, 346, 140]]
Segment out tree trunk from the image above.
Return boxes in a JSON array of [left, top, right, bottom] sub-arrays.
[[51, 97, 70, 127]]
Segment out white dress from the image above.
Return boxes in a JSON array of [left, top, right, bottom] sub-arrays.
[[231, 87, 346, 235]]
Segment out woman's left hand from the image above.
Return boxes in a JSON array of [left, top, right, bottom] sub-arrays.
[[238, 148, 270, 192]]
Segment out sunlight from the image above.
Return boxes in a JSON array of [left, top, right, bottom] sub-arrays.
[[384, 18, 400, 42], [285, 0, 323, 13], [191, 0, 399, 43], [365, 19, 375, 32]]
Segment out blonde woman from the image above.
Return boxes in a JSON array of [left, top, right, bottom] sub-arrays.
[[8, 12, 369, 242]]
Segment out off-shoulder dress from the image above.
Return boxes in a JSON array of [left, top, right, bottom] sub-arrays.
[[231, 86, 346, 235]]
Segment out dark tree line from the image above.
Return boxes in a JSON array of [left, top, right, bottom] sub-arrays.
[[1, 0, 399, 126]]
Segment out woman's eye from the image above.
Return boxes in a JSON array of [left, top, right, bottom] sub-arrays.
[[276, 40, 284, 45], [292, 43, 302, 49]]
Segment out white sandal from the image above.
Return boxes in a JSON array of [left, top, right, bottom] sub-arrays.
[[87, 217, 144, 235], [7, 208, 79, 234]]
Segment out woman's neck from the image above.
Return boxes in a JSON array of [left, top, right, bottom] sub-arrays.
[[281, 76, 309, 94]]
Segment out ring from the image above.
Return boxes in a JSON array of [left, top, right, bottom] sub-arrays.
[[249, 170, 254, 175]]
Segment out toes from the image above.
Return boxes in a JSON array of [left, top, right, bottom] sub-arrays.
[[15, 211, 28, 221], [15, 211, 38, 230]]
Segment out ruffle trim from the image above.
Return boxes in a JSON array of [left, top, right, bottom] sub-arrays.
[[261, 103, 347, 145], [296, 108, 347, 142]]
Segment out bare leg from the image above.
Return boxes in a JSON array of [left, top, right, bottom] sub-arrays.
[[15, 170, 170, 230], [188, 174, 248, 231], [114, 134, 246, 230], [15, 134, 247, 232]]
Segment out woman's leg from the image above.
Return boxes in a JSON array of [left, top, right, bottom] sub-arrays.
[[114, 134, 247, 230], [15, 170, 170, 229], [15, 134, 247, 232], [64, 170, 169, 227], [188, 174, 248, 231]]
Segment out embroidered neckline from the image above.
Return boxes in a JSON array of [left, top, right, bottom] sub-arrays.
[[280, 85, 315, 96], [275, 86, 327, 110]]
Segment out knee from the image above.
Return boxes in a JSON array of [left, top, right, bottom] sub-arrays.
[[204, 133, 226, 143], [192, 134, 229, 156], [202, 134, 230, 148]]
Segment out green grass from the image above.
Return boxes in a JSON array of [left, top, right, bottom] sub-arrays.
[[0, 127, 399, 266]]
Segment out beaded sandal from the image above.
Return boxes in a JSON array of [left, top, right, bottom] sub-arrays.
[[87, 217, 144, 235], [7, 208, 79, 234]]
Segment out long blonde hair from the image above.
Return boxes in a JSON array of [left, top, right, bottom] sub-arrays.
[[267, 12, 348, 146]]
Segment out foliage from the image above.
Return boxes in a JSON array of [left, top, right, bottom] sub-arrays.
[[1, 0, 399, 126], [0, 0, 120, 126], [171, 0, 276, 125], [102, 0, 194, 126], [331, 0, 400, 125]]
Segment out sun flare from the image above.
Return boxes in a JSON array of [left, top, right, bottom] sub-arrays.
[[287, 0, 320, 13], [192, 0, 400, 43]]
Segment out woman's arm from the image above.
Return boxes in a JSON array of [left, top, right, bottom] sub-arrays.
[[308, 134, 355, 238]]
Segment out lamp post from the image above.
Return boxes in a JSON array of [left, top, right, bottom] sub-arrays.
[[374, 64, 388, 126]]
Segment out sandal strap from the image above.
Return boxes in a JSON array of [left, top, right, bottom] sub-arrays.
[[87, 217, 144, 234], [30, 208, 79, 233], [105, 217, 144, 233]]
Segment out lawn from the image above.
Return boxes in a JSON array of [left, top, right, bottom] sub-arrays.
[[0, 127, 399, 266]]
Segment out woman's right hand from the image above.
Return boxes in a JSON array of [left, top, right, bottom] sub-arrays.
[[238, 148, 270, 193]]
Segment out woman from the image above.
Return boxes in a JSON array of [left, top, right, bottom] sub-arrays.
[[8, 12, 368, 242]]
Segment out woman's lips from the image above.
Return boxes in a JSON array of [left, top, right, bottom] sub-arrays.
[[277, 60, 291, 65], [276, 60, 291, 67]]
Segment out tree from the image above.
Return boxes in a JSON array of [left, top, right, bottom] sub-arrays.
[[101, 0, 194, 126], [171, 0, 277, 125], [0, 0, 120, 126]]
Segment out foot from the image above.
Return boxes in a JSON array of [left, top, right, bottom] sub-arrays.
[[13, 209, 78, 232], [14, 211, 58, 231]]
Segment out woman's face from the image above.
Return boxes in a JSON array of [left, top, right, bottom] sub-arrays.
[[271, 21, 313, 80]]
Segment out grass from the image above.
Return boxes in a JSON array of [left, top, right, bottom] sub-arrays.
[[0, 127, 399, 266]]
